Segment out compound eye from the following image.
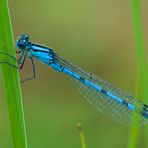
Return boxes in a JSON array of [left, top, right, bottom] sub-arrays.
[[24, 34, 29, 41]]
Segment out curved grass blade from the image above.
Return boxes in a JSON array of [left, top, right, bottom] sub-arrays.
[[0, 0, 28, 147]]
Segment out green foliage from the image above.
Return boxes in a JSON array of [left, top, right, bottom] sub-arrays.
[[0, 0, 28, 147]]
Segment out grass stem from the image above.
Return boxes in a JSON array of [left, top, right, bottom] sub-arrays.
[[77, 123, 87, 148], [128, 0, 148, 147], [0, 0, 28, 147]]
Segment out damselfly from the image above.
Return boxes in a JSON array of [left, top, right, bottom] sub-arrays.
[[0, 34, 148, 126]]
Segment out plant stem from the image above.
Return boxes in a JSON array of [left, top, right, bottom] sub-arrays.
[[0, 0, 28, 148], [128, 0, 148, 148], [77, 123, 87, 148]]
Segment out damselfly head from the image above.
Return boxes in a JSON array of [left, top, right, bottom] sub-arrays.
[[16, 34, 29, 50]]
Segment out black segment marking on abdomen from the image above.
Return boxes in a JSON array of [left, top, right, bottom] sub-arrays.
[[60, 65, 64, 72], [32, 49, 50, 53], [122, 100, 128, 107], [101, 89, 107, 95], [79, 77, 85, 83], [143, 104, 148, 108]]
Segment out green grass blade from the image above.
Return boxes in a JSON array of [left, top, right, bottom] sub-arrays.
[[0, 0, 28, 147], [128, 0, 148, 147], [77, 123, 87, 148]]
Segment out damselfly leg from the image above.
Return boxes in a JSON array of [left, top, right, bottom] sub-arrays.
[[0, 50, 22, 64], [0, 50, 36, 82], [21, 57, 35, 83], [0, 50, 26, 69]]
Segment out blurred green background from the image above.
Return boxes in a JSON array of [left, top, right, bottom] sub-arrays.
[[0, 0, 148, 147]]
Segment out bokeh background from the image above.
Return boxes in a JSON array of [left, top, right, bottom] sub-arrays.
[[0, 0, 148, 147]]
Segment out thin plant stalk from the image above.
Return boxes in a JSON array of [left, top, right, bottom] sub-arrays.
[[128, 0, 148, 147], [77, 123, 87, 148], [0, 0, 28, 147]]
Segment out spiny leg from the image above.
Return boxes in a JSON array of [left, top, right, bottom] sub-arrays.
[[21, 57, 36, 83], [19, 51, 28, 69], [0, 50, 27, 65], [0, 54, 36, 83], [0, 51, 22, 64], [4, 50, 27, 69], [0, 61, 20, 69], [17, 50, 25, 63], [0, 51, 28, 70]]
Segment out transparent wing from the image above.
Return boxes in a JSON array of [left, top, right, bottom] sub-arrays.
[[72, 78, 147, 125], [55, 55, 147, 125]]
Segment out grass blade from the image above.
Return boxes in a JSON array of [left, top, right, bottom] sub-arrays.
[[0, 0, 28, 147], [128, 0, 148, 147], [77, 123, 87, 148]]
